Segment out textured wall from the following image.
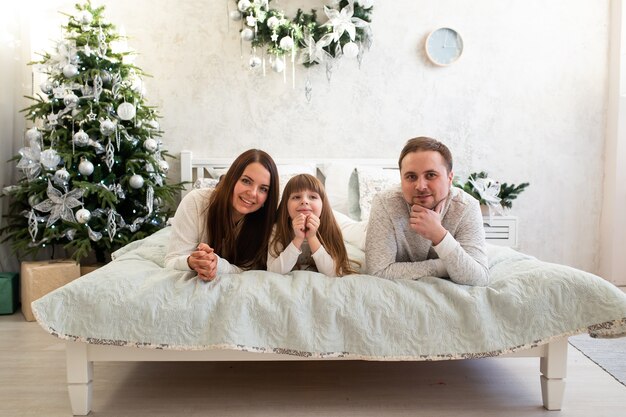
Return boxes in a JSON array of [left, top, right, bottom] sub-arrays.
[[21, 0, 609, 273]]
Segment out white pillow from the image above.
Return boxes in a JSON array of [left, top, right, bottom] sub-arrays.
[[318, 162, 357, 217], [354, 166, 400, 221], [193, 177, 219, 190], [333, 209, 367, 251]]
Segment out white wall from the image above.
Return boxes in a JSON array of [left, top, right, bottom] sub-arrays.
[[1, 0, 611, 275]]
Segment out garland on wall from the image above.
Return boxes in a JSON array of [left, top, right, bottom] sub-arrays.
[[229, 0, 374, 100]]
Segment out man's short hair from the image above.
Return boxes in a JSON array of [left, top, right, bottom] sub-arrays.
[[398, 136, 453, 173]]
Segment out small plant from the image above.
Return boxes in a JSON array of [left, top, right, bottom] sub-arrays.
[[453, 172, 529, 209]]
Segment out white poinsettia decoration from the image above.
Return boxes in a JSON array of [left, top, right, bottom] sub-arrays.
[[322, 1, 370, 42], [300, 33, 334, 65], [33, 180, 85, 226], [16, 140, 42, 181]]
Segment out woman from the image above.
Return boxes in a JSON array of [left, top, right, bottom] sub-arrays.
[[165, 149, 279, 281]]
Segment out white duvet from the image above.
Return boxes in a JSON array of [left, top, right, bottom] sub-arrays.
[[32, 227, 626, 360]]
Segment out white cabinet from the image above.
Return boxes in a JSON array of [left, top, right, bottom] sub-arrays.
[[483, 215, 518, 248]]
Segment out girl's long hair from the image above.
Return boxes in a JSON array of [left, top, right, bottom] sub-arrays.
[[205, 149, 279, 270], [269, 174, 357, 276]]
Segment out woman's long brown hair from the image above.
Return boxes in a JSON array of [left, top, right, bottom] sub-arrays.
[[205, 149, 279, 270], [269, 174, 357, 276]]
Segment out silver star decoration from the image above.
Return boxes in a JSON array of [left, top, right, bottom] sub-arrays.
[[33, 180, 85, 227]]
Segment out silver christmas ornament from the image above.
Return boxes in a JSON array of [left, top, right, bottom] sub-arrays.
[[73, 129, 90, 146], [230, 10, 242, 21], [143, 138, 158, 153], [78, 159, 94, 176], [117, 102, 136, 120], [75, 208, 91, 224], [54, 168, 70, 183], [145, 162, 155, 173], [267, 16, 280, 29], [158, 159, 169, 173], [237, 0, 251, 12], [249, 56, 262, 69], [25, 127, 42, 142], [100, 119, 116, 136], [40, 149, 61, 170], [279, 36, 294, 51], [63, 93, 79, 108], [241, 28, 254, 41], [271, 57, 285, 73], [129, 174, 144, 189], [40, 80, 54, 94], [63, 64, 79, 78], [147, 119, 160, 130]]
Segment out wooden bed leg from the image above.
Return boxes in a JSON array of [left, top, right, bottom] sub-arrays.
[[539, 337, 568, 410], [66, 341, 93, 415]]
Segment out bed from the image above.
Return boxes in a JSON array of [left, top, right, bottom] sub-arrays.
[[32, 150, 626, 415]]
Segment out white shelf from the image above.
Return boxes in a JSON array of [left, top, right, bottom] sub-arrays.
[[483, 215, 518, 248]]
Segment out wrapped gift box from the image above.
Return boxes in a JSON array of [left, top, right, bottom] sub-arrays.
[[0, 272, 19, 315], [80, 264, 104, 276], [21, 260, 81, 322]]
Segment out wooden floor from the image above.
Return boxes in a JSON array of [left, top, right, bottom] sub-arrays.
[[1, 311, 625, 416]]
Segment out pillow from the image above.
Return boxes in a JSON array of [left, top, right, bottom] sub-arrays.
[[354, 166, 400, 221], [333, 209, 367, 251], [193, 177, 219, 190], [318, 162, 357, 217]]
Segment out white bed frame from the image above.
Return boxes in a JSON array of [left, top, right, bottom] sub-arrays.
[[63, 150, 569, 415]]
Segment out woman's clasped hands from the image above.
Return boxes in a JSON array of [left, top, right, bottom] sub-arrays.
[[187, 243, 218, 281]]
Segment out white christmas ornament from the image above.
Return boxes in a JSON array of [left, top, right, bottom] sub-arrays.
[[117, 102, 136, 120], [129, 174, 144, 189], [63, 93, 79, 108], [271, 57, 285, 73], [78, 159, 94, 176], [147, 119, 160, 130], [143, 138, 158, 153], [267, 16, 280, 29], [40, 149, 61, 170], [54, 168, 70, 183], [342, 41, 359, 58], [229, 10, 242, 21], [249, 56, 262, 69], [63, 64, 79, 78], [237, 0, 251, 12], [279, 36, 294, 50], [73, 130, 90, 146], [241, 28, 254, 41], [40, 80, 54, 94], [158, 159, 169, 173], [25, 127, 42, 142], [75, 208, 91, 224], [100, 119, 116, 136], [79, 10, 93, 25]]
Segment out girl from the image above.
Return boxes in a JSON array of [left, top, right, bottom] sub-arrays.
[[165, 149, 279, 281], [267, 174, 356, 277]]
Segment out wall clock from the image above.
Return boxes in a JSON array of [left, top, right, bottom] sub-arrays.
[[425, 27, 464, 66]]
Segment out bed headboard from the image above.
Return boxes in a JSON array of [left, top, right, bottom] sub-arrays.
[[180, 150, 399, 197]]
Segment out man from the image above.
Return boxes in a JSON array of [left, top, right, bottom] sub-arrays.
[[365, 137, 489, 286]]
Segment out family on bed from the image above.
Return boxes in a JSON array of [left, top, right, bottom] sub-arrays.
[[164, 137, 490, 286]]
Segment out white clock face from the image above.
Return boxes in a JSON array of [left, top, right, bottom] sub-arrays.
[[426, 27, 463, 66]]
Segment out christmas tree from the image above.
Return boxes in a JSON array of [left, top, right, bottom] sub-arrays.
[[1, 1, 182, 263]]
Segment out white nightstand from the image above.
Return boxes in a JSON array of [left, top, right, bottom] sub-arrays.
[[483, 215, 518, 248]]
